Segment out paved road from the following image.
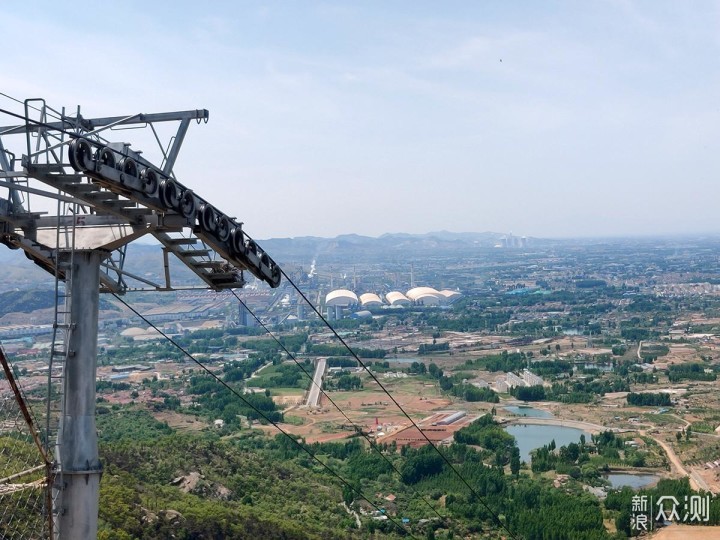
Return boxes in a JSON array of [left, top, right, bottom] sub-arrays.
[[305, 358, 327, 408]]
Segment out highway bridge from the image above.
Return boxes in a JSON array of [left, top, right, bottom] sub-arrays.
[[305, 358, 327, 408]]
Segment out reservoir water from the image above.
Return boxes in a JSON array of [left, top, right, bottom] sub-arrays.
[[504, 405, 553, 418], [605, 473, 659, 490], [389, 357, 421, 364], [505, 424, 590, 463]]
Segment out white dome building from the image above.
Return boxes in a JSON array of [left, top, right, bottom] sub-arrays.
[[439, 290, 462, 303], [120, 327, 148, 337], [385, 291, 411, 306], [325, 289, 359, 306], [406, 287, 444, 306], [359, 293, 383, 307]]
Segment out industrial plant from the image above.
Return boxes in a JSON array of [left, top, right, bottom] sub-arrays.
[[323, 286, 461, 319]]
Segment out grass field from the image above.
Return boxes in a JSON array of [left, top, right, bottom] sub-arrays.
[[270, 387, 305, 396]]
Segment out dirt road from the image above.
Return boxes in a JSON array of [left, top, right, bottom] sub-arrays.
[[644, 431, 706, 491], [650, 524, 720, 539]]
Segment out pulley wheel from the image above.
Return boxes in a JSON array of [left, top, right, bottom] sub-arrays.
[[216, 215, 231, 242], [97, 147, 116, 169], [230, 227, 246, 256], [140, 168, 159, 196], [271, 264, 281, 287], [159, 179, 180, 209], [199, 204, 217, 233], [68, 139, 93, 171], [179, 190, 196, 218], [119, 158, 138, 184]]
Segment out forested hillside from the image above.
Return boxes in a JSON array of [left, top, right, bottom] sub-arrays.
[[93, 409, 706, 540], [0, 289, 120, 316], [97, 410, 360, 540]]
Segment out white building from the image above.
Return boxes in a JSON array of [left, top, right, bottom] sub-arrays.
[[522, 369, 544, 386], [325, 289, 359, 306], [505, 372, 525, 388], [406, 287, 444, 306], [439, 290, 462, 303], [385, 291, 411, 306], [494, 376, 509, 393], [359, 293, 383, 307]]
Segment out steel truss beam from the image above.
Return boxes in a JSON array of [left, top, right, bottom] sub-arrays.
[[0, 100, 281, 292]]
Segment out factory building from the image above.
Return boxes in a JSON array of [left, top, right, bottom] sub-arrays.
[[404, 287, 462, 306], [493, 370, 544, 393], [436, 411, 466, 425], [325, 305, 345, 320], [439, 290, 462, 303], [522, 369, 544, 386], [323, 287, 461, 315], [238, 303, 256, 327], [406, 287, 444, 306], [359, 293, 383, 307], [494, 377, 509, 393], [505, 372, 525, 388], [385, 291, 411, 306], [325, 289, 359, 306]]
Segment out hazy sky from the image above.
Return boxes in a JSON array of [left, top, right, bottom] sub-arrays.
[[2, 1, 720, 239]]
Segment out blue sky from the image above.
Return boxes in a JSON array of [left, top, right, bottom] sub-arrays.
[[2, 1, 720, 239]]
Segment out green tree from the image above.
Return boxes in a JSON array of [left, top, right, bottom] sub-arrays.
[[510, 446, 521, 477]]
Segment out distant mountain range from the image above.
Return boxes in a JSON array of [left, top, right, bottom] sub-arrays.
[[2, 231, 718, 299], [0, 231, 536, 294], [257, 231, 537, 262]]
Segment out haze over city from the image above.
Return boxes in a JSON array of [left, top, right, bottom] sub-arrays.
[[2, 1, 719, 240], [6, 4, 720, 538]]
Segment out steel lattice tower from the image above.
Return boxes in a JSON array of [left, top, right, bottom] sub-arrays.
[[0, 98, 281, 538]]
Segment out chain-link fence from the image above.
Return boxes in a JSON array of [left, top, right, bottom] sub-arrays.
[[0, 364, 51, 539]]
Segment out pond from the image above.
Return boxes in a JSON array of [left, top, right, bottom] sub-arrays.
[[503, 405, 553, 419], [389, 357, 422, 364], [505, 423, 590, 463], [580, 363, 614, 372], [605, 473, 660, 490], [564, 328, 581, 335]]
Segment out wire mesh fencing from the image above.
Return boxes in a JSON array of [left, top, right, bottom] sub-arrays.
[[0, 375, 50, 540]]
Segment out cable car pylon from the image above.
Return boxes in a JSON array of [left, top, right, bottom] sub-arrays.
[[0, 97, 281, 539]]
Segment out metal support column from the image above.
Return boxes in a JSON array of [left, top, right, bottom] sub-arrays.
[[56, 250, 102, 539], [0, 138, 24, 212], [0, 98, 281, 538]]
